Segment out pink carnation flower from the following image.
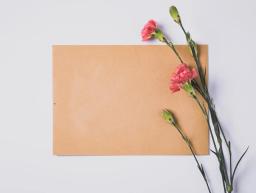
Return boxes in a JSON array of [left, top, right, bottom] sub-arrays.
[[170, 64, 198, 92], [141, 20, 157, 41]]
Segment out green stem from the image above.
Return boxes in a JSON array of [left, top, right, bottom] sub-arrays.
[[208, 103, 231, 191], [179, 20, 233, 191], [192, 94, 229, 193], [180, 22, 187, 37], [195, 80, 234, 191], [172, 122, 212, 193], [179, 22, 207, 91], [162, 35, 212, 193], [160, 23, 239, 193], [163, 37, 184, 63], [192, 95, 218, 153]]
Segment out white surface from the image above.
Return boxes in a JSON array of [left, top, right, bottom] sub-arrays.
[[0, 0, 255, 192]]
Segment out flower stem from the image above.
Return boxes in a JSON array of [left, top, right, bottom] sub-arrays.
[[179, 22, 207, 91], [177, 19, 235, 192], [161, 36, 213, 193], [172, 122, 212, 193], [193, 95, 229, 193], [163, 37, 184, 63], [192, 95, 218, 153]]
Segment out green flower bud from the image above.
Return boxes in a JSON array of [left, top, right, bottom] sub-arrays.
[[169, 6, 181, 24], [186, 33, 198, 57], [227, 184, 233, 193], [162, 109, 176, 124]]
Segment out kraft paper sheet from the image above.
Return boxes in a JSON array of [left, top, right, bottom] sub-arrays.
[[53, 45, 208, 155]]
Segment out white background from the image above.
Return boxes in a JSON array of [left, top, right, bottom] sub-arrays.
[[0, 0, 255, 193]]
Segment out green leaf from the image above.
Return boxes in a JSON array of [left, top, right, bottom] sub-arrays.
[[231, 146, 249, 185]]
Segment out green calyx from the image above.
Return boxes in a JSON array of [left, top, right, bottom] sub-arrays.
[[153, 29, 165, 42], [183, 82, 196, 96]]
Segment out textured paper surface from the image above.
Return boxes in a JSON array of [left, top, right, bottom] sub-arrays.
[[53, 45, 208, 155]]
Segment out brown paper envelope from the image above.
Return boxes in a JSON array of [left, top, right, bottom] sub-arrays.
[[53, 45, 208, 155]]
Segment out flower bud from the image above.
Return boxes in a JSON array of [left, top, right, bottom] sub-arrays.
[[186, 33, 198, 57], [169, 6, 181, 24], [227, 184, 233, 193], [162, 109, 176, 124]]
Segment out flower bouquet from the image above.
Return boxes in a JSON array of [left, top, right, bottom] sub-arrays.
[[141, 6, 248, 193]]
